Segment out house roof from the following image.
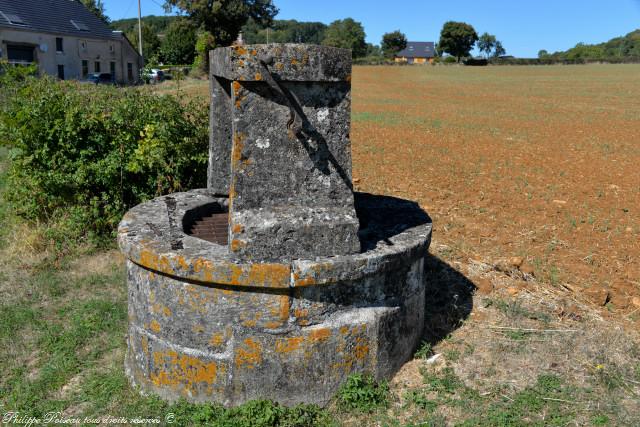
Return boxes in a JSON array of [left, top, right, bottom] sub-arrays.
[[396, 42, 436, 58], [0, 0, 118, 40]]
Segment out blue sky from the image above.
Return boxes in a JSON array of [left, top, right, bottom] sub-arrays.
[[103, 0, 640, 57]]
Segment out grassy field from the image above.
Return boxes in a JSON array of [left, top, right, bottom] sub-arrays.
[[1, 65, 639, 426]]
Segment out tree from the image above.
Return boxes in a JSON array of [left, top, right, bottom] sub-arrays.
[[163, 0, 278, 47], [193, 31, 216, 73], [160, 18, 197, 65], [478, 32, 496, 58], [438, 21, 478, 62], [79, 0, 110, 23], [242, 19, 327, 44], [322, 18, 367, 58], [366, 43, 382, 57], [127, 24, 161, 63], [493, 41, 506, 58], [538, 49, 549, 59], [381, 30, 407, 58]]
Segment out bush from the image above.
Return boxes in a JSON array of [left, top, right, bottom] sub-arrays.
[[0, 74, 208, 245]]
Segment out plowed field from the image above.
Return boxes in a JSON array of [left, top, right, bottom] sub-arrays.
[[351, 65, 640, 316]]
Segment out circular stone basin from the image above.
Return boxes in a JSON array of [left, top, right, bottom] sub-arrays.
[[118, 189, 432, 406]]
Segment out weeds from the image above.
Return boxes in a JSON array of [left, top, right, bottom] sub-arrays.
[[336, 373, 389, 412]]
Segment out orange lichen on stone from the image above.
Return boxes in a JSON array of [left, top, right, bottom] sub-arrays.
[[339, 326, 349, 335], [308, 328, 331, 342], [149, 319, 161, 333], [150, 350, 220, 389], [255, 72, 262, 81], [279, 295, 290, 321], [230, 239, 246, 252], [232, 80, 242, 97], [234, 46, 248, 56], [235, 338, 262, 369], [264, 321, 282, 329], [293, 272, 316, 287], [141, 335, 149, 355], [354, 342, 370, 360], [275, 62, 284, 71], [231, 223, 244, 234], [231, 132, 245, 168], [275, 337, 304, 354], [209, 332, 225, 347], [192, 324, 205, 333], [176, 255, 189, 271], [294, 307, 308, 319]]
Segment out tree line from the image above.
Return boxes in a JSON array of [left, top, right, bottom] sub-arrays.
[[101, 0, 510, 69], [538, 29, 640, 61]]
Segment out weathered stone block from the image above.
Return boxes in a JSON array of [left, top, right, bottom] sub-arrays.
[[209, 44, 359, 260]]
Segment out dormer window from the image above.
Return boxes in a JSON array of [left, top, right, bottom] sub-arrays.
[[70, 20, 89, 31]]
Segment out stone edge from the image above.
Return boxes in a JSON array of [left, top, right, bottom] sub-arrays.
[[117, 190, 432, 289]]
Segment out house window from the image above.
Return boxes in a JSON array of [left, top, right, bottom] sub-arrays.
[[110, 61, 116, 78], [7, 45, 34, 64], [109, 45, 114, 53], [82, 60, 88, 78], [57, 64, 64, 80], [94, 61, 100, 73], [127, 63, 133, 81], [56, 37, 63, 52], [80, 41, 86, 50]]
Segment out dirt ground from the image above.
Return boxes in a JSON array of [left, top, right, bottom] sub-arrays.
[[350, 64, 640, 322]]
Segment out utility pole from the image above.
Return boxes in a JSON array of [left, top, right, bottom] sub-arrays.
[[137, 0, 144, 69]]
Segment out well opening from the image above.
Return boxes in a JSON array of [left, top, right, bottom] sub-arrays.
[[183, 200, 229, 246]]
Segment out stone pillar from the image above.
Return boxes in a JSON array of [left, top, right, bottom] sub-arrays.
[[208, 44, 360, 261]]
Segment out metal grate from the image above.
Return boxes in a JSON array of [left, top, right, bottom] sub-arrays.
[[188, 213, 229, 246]]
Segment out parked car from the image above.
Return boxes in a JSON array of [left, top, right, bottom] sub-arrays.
[[141, 68, 164, 84], [85, 73, 115, 85]]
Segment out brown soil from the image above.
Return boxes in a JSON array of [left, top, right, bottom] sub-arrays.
[[351, 65, 640, 323]]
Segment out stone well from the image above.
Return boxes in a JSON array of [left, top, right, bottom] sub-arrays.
[[118, 44, 432, 407]]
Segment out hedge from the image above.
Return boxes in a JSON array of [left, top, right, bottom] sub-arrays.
[[0, 69, 208, 243]]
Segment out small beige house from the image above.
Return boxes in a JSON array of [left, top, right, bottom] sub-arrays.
[[0, 0, 141, 84]]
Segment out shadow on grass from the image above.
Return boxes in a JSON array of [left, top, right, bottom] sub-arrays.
[[422, 254, 476, 345]]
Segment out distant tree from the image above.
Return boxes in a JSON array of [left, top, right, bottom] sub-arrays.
[[127, 24, 161, 62], [322, 18, 367, 58], [79, 0, 110, 23], [111, 15, 176, 35], [160, 18, 197, 65], [242, 18, 327, 44], [493, 40, 506, 58], [381, 30, 407, 58], [478, 32, 496, 58], [538, 49, 549, 59], [438, 21, 478, 62], [366, 43, 382, 57], [163, 0, 278, 47]]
